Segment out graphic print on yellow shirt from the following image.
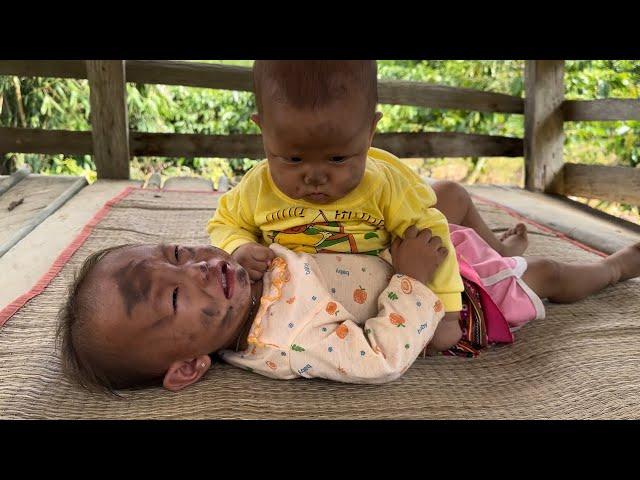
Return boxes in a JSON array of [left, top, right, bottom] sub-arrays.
[[267, 207, 388, 255]]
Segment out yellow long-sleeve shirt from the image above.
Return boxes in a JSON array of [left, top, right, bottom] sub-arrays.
[[207, 147, 463, 312]]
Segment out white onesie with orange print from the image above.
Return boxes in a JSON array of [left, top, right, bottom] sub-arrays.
[[219, 243, 445, 384]]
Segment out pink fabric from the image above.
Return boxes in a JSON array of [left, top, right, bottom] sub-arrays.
[[450, 224, 541, 341], [458, 256, 514, 345]]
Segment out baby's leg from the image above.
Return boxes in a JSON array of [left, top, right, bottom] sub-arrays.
[[522, 243, 640, 303], [432, 180, 528, 257]]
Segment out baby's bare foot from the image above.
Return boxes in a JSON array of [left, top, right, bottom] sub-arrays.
[[607, 242, 640, 284], [499, 223, 529, 256]]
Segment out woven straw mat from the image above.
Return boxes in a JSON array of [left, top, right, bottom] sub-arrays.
[[1, 188, 638, 419]]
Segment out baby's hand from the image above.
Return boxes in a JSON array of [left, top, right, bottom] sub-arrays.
[[390, 226, 449, 285], [232, 243, 276, 282]]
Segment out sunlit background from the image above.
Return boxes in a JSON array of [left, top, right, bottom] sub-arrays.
[[1, 60, 638, 223]]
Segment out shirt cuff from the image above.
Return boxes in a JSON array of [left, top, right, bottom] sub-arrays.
[[438, 292, 463, 313], [218, 238, 254, 255]]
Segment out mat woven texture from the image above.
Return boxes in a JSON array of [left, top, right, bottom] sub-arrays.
[[1, 187, 638, 419]]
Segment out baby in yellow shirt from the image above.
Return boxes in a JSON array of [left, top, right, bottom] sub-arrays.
[[209, 61, 477, 351]]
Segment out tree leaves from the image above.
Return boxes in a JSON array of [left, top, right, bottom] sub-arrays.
[[0, 60, 638, 214]]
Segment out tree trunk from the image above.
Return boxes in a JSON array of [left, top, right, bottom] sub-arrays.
[[12, 77, 27, 128], [0, 154, 16, 175], [463, 157, 487, 185]]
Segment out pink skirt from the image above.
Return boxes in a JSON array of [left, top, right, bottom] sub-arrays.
[[450, 224, 545, 331]]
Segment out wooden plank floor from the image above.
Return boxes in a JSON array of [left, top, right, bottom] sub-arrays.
[[466, 184, 640, 254], [1, 180, 639, 313], [0, 179, 140, 310], [0, 175, 81, 245]]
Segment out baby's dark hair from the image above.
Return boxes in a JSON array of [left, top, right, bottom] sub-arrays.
[[253, 60, 378, 118], [55, 244, 163, 396]]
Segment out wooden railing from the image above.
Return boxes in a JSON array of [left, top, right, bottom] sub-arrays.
[[524, 61, 640, 206], [0, 60, 639, 205]]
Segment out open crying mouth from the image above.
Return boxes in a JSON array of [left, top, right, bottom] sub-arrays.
[[221, 262, 230, 298]]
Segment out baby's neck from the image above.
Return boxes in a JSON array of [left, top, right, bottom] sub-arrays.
[[234, 279, 264, 351]]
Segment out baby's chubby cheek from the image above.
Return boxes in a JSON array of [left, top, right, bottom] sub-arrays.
[[340, 163, 366, 194]]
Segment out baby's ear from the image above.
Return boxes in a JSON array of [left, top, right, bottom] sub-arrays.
[[162, 355, 211, 392], [368, 112, 383, 143]]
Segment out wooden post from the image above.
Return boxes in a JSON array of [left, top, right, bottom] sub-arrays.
[[0, 154, 9, 175], [524, 60, 565, 193], [86, 60, 130, 179]]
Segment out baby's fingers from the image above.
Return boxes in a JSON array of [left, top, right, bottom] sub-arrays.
[[435, 246, 449, 263], [247, 268, 266, 282], [264, 248, 276, 265], [428, 235, 443, 248], [252, 246, 275, 262], [403, 225, 419, 239], [417, 228, 433, 242]]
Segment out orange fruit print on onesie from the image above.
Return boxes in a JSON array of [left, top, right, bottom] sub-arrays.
[[353, 286, 367, 304]]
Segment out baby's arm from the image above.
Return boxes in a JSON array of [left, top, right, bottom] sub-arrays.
[[406, 215, 464, 352], [414, 216, 464, 351], [384, 181, 464, 352], [207, 185, 259, 252], [207, 184, 274, 281], [385, 181, 464, 314], [290, 228, 447, 383]]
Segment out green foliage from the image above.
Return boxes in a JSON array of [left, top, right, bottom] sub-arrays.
[[377, 60, 525, 138], [0, 60, 638, 210]]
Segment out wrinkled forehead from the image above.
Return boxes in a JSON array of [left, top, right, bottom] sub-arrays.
[[113, 245, 162, 315], [97, 243, 227, 276], [100, 244, 161, 270], [87, 244, 163, 323], [262, 103, 371, 151], [263, 94, 370, 127]]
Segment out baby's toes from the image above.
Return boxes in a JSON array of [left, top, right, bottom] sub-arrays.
[[499, 228, 513, 241], [515, 223, 527, 235]]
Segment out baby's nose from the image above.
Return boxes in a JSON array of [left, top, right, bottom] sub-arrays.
[[189, 260, 210, 283], [304, 171, 327, 185]]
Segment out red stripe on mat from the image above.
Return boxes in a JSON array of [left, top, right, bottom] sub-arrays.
[[0, 186, 604, 329], [0, 186, 134, 327]]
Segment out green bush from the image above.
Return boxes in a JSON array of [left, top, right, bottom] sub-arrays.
[[1, 60, 637, 217]]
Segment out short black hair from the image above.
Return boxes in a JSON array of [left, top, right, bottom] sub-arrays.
[[253, 60, 378, 117], [55, 244, 163, 395]]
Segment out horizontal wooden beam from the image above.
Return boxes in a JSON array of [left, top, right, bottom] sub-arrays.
[[133, 131, 524, 159], [372, 132, 523, 158], [0, 60, 524, 114], [0, 128, 92, 155], [563, 99, 640, 122], [0, 60, 86, 79], [0, 127, 523, 159], [377, 81, 523, 113], [126, 60, 255, 91], [563, 163, 640, 205], [130, 132, 265, 158], [0, 60, 254, 90]]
